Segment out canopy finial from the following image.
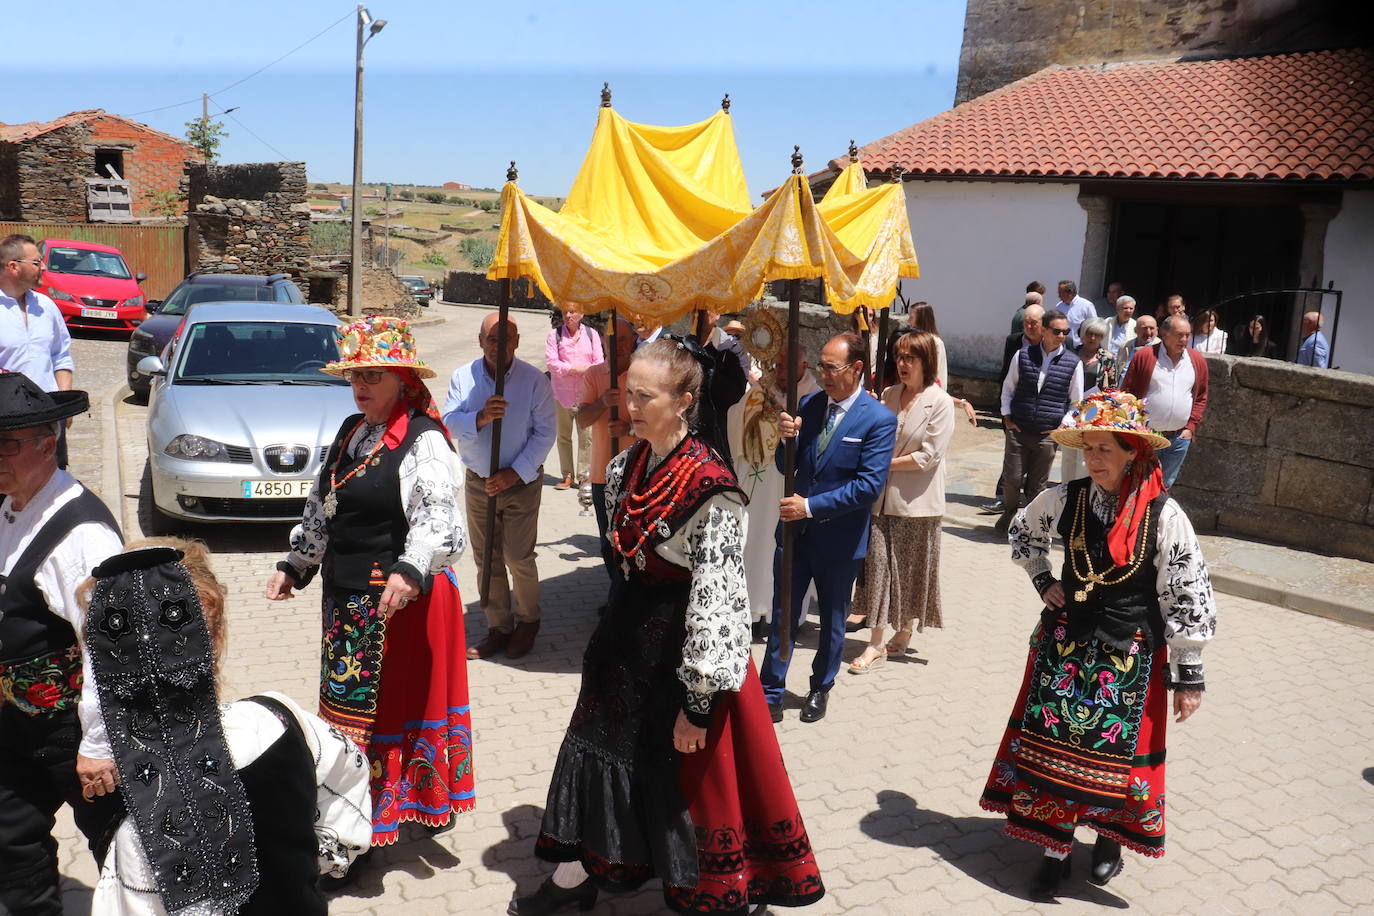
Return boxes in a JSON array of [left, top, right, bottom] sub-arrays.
[[507, 161, 519, 183], [791, 145, 804, 174], [888, 165, 903, 183], [848, 139, 858, 162], [721, 93, 731, 112], [600, 82, 612, 108]]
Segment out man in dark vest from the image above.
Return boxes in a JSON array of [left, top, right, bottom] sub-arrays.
[[0, 373, 123, 915], [995, 309, 1084, 537]]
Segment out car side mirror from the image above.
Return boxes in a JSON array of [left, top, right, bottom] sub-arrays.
[[137, 355, 167, 377], [145, 300, 162, 313], [136, 272, 148, 282]]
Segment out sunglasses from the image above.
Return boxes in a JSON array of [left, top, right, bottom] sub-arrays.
[[343, 368, 389, 385], [1044, 327, 1069, 336]]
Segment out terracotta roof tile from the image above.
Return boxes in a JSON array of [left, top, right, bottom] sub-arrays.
[[835, 49, 1374, 183]]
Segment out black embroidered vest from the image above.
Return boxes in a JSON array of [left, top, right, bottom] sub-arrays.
[[1055, 478, 1168, 651], [238, 696, 328, 916], [0, 488, 119, 664], [321, 412, 442, 590]]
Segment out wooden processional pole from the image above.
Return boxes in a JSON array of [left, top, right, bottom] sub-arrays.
[[779, 144, 805, 662], [481, 160, 518, 600]]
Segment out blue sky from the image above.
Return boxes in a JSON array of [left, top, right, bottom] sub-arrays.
[[14, 1, 967, 195]]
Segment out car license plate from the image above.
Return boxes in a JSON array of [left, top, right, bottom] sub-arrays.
[[81, 308, 119, 319], [242, 480, 312, 499]]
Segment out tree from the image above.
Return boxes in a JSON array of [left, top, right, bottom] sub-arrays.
[[185, 117, 229, 163], [143, 188, 183, 218], [421, 191, 447, 204]]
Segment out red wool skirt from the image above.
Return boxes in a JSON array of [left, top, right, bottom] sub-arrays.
[[368, 569, 476, 845], [979, 622, 1170, 857]]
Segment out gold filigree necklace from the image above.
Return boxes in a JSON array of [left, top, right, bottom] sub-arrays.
[[1067, 488, 1151, 602]]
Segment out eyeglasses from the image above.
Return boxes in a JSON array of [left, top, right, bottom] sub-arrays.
[[0, 433, 51, 456], [894, 353, 921, 363], [7, 258, 41, 268], [343, 368, 389, 385], [817, 360, 856, 375]]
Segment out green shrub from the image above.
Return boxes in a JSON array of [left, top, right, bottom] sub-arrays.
[[459, 237, 495, 270], [313, 183, 328, 190], [422, 252, 449, 267], [397, 189, 414, 201]]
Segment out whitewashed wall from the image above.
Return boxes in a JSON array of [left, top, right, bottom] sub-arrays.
[[898, 180, 1087, 373], [1323, 190, 1374, 377]]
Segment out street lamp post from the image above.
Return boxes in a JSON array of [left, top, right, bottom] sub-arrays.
[[349, 5, 386, 316]]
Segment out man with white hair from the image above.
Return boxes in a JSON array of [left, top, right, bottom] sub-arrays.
[[1104, 295, 1138, 356], [1295, 311, 1329, 368]]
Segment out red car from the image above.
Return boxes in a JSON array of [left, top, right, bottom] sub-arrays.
[[39, 238, 148, 332]]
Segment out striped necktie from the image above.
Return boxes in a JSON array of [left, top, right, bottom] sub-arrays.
[[817, 403, 841, 455]]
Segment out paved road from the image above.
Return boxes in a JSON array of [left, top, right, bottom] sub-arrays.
[[54, 309, 1374, 914]]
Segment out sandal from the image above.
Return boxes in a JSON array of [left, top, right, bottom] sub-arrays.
[[554, 476, 573, 490], [886, 630, 913, 655], [847, 647, 886, 674]]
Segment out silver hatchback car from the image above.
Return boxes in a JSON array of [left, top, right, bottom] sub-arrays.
[[140, 303, 357, 528]]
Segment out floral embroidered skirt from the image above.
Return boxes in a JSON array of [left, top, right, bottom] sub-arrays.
[[320, 570, 476, 846], [979, 619, 1169, 858], [852, 515, 942, 633]]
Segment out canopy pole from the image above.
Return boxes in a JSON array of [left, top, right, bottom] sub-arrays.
[[779, 146, 805, 663], [481, 161, 518, 601], [693, 308, 709, 342], [861, 308, 874, 392], [608, 309, 621, 456], [875, 305, 891, 390]]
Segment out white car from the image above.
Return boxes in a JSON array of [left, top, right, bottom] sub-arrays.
[[140, 303, 357, 529]]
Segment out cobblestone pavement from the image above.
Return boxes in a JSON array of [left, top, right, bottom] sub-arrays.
[[54, 308, 1374, 914]]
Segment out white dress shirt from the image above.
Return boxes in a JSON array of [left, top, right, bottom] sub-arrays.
[[0, 290, 74, 391], [1062, 296, 1098, 348], [1145, 346, 1196, 432]]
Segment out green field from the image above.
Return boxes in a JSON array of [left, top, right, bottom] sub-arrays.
[[308, 182, 563, 283]]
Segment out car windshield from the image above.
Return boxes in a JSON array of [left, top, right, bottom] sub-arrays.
[[174, 321, 347, 385], [159, 282, 281, 316], [44, 246, 131, 280], [403, 278, 426, 289]]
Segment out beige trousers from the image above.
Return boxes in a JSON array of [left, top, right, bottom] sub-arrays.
[[465, 469, 543, 631], [555, 403, 592, 482]]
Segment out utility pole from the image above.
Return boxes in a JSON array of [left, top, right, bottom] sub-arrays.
[[349, 7, 386, 314]]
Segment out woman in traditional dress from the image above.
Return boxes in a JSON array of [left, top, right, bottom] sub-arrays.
[[547, 306, 603, 490], [510, 337, 824, 916], [88, 539, 372, 914], [979, 391, 1216, 901], [847, 329, 954, 672], [264, 316, 472, 874]]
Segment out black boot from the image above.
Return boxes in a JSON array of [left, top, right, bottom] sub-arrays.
[[1028, 853, 1071, 902], [508, 877, 598, 915], [1089, 835, 1123, 886]]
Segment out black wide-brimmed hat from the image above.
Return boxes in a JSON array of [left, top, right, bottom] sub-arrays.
[[0, 372, 89, 431]]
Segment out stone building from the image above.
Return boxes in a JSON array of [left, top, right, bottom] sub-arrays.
[[823, 47, 1374, 376], [187, 162, 313, 296], [0, 109, 200, 221]]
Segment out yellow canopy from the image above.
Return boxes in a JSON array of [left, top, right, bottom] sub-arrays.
[[817, 161, 921, 312], [487, 107, 918, 323]]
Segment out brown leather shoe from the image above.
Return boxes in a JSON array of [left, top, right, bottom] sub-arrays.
[[467, 630, 510, 660], [506, 620, 541, 659]]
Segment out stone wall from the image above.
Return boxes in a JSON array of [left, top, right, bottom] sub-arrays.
[[955, 0, 1356, 104], [2, 123, 91, 222], [187, 162, 312, 296], [1172, 354, 1374, 562]]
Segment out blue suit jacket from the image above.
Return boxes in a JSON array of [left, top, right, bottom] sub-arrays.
[[775, 389, 897, 560]]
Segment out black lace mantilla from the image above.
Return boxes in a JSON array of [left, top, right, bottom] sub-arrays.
[[86, 547, 259, 912]]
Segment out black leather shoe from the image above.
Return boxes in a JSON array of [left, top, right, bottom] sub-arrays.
[[769, 701, 784, 723], [508, 877, 598, 915], [1089, 835, 1123, 886], [799, 690, 828, 723], [993, 513, 1012, 538], [1028, 854, 1071, 902], [843, 617, 867, 633]]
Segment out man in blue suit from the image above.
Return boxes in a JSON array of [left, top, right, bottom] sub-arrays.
[[761, 332, 897, 723]]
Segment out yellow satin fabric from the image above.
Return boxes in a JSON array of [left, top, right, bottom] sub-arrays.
[[487, 110, 919, 324]]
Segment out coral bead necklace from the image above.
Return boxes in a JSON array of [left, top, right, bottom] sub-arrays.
[[612, 446, 707, 571], [323, 418, 387, 519]]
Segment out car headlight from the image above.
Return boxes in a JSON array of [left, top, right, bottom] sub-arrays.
[[130, 330, 154, 353], [47, 287, 77, 302], [164, 434, 230, 460], [125, 295, 145, 309]]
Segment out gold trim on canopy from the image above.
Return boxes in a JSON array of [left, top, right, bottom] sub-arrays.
[[816, 161, 921, 313]]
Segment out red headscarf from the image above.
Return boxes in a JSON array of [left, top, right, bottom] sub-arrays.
[[380, 367, 449, 450], [1106, 438, 1165, 567]]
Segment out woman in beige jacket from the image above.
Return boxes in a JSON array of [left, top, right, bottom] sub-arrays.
[[848, 329, 955, 672]]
